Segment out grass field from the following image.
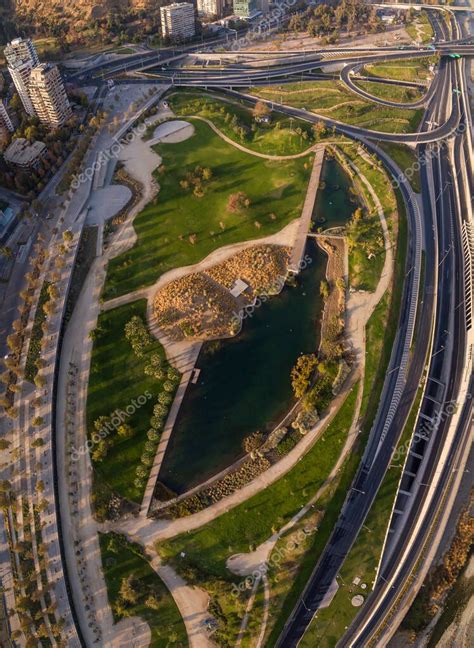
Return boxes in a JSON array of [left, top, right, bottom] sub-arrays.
[[103, 119, 310, 299], [99, 533, 187, 647], [169, 90, 316, 155], [250, 80, 424, 133], [87, 300, 169, 503], [354, 79, 424, 104], [363, 56, 436, 83]]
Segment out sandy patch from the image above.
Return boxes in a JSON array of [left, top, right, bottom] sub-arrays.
[[152, 120, 195, 144]]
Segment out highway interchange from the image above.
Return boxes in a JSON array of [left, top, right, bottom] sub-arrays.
[[1, 3, 472, 647]]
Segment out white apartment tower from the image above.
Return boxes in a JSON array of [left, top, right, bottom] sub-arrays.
[[4, 37, 40, 67], [160, 3, 196, 40], [28, 64, 72, 128], [4, 38, 40, 117], [0, 101, 14, 132]]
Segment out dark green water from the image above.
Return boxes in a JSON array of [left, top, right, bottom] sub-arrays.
[[159, 158, 355, 494], [312, 156, 357, 228], [159, 239, 325, 493]]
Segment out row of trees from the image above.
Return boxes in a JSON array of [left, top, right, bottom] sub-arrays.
[[287, 0, 383, 37]]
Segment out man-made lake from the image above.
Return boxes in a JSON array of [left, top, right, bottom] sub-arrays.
[[159, 156, 355, 494], [312, 155, 357, 229]]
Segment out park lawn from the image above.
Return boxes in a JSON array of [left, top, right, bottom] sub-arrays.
[[169, 90, 315, 155], [300, 379, 424, 648], [87, 299, 169, 503], [99, 533, 187, 647], [354, 80, 424, 104], [250, 80, 423, 134], [104, 119, 311, 300], [157, 383, 359, 579], [379, 142, 421, 193], [363, 56, 436, 83]]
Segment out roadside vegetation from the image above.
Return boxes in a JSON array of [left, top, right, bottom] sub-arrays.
[[99, 532, 187, 647], [362, 56, 436, 83], [379, 142, 421, 193], [301, 378, 424, 646], [250, 80, 424, 133], [353, 79, 424, 104], [104, 119, 311, 299], [87, 300, 175, 508]]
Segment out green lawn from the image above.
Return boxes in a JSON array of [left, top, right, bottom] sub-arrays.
[[250, 80, 424, 133], [99, 533, 187, 647], [87, 300, 169, 503], [103, 120, 311, 300], [169, 90, 315, 155], [157, 383, 359, 578], [363, 57, 436, 83], [354, 80, 424, 104], [379, 142, 421, 193]]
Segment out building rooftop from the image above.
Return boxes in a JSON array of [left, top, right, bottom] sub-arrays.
[[4, 137, 46, 166]]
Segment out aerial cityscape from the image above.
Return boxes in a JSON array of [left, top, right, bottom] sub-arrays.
[[0, 0, 472, 647]]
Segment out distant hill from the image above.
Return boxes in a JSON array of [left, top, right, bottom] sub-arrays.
[[1, 0, 167, 46]]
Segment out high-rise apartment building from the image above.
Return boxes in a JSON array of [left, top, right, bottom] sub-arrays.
[[233, 0, 258, 18], [160, 3, 196, 40], [28, 64, 72, 128], [4, 37, 40, 68], [0, 101, 14, 133], [197, 0, 224, 18], [5, 38, 40, 117]]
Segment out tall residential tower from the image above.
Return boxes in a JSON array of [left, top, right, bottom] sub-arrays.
[[28, 64, 72, 127], [4, 37, 40, 116]]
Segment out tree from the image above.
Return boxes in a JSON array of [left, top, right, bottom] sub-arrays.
[[252, 101, 271, 120], [0, 439, 11, 450], [312, 120, 327, 140], [117, 423, 134, 438], [291, 353, 318, 398], [320, 279, 329, 299], [227, 192, 251, 214], [119, 575, 139, 604], [62, 230, 73, 245], [32, 437, 45, 447]]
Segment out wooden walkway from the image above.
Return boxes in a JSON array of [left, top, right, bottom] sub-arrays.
[[289, 144, 326, 273]]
